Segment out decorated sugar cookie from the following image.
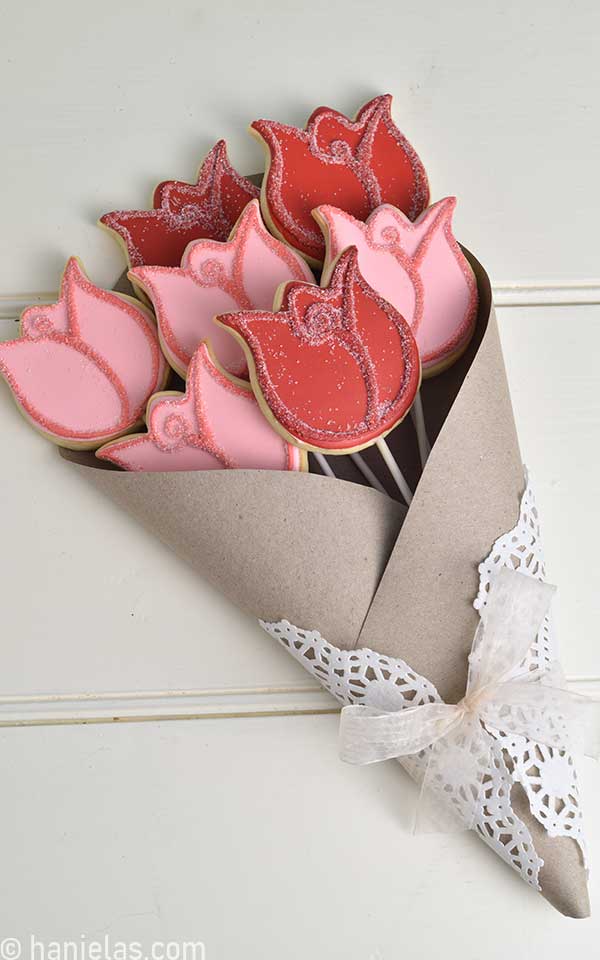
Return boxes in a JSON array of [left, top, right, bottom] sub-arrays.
[[251, 95, 429, 265], [130, 199, 314, 380], [97, 344, 304, 472], [0, 258, 167, 450], [99, 140, 259, 270], [216, 247, 421, 454], [315, 197, 478, 376]]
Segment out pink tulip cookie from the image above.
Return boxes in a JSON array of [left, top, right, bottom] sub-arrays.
[[130, 199, 314, 380], [251, 94, 429, 265], [315, 197, 478, 376], [216, 247, 421, 454], [97, 343, 305, 472], [0, 258, 167, 450], [100, 140, 259, 270]]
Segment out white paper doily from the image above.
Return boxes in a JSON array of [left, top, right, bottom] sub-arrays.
[[260, 472, 586, 889]]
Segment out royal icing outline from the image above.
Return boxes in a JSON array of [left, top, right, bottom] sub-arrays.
[[316, 197, 478, 375], [99, 140, 259, 270], [129, 199, 314, 380], [216, 246, 421, 454], [96, 343, 305, 473], [251, 95, 429, 265], [0, 258, 167, 450]]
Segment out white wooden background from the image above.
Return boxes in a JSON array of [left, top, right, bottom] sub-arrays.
[[1, 1, 599, 956]]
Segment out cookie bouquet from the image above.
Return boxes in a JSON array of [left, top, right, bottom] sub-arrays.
[[2, 95, 598, 917]]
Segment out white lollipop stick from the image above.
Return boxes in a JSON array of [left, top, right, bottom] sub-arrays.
[[375, 437, 413, 505], [410, 390, 431, 470], [314, 452, 336, 478], [350, 453, 387, 495]]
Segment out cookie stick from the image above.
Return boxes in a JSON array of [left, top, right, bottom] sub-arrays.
[[215, 247, 420, 506], [350, 453, 387, 495], [315, 451, 388, 497], [314, 452, 336, 478], [411, 393, 431, 466]]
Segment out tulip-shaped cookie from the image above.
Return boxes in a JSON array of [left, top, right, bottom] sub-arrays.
[[100, 140, 259, 271], [130, 199, 314, 380], [0, 258, 167, 450], [216, 247, 420, 501], [251, 95, 429, 265], [97, 344, 305, 473], [316, 198, 478, 467]]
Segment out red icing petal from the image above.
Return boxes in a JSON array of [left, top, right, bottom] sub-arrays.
[[218, 247, 421, 452], [225, 311, 370, 439], [100, 140, 259, 268], [253, 95, 429, 263]]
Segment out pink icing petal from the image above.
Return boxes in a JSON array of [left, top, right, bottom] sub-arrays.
[[96, 344, 302, 472], [147, 388, 198, 451], [368, 199, 447, 256], [130, 200, 314, 379], [0, 258, 167, 448], [0, 338, 126, 440], [63, 259, 165, 417], [317, 198, 477, 372], [318, 205, 418, 325], [132, 266, 246, 378], [98, 436, 222, 471], [191, 345, 294, 471], [21, 299, 69, 337], [235, 202, 314, 305]]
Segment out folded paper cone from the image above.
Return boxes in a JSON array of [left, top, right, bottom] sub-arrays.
[[61, 248, 589, 918]]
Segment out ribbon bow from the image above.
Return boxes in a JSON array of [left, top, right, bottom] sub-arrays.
[[339, 567, 600, 831]]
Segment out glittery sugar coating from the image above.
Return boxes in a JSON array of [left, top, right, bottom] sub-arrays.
[[252, 95, 429, 264], [316, 197, 478, 375], [130, 199, 314, 379], [96, 343, 303, 473], [100, 140, 259, 269], [0, 258, 167, 449], [217, 247, 421, 453]]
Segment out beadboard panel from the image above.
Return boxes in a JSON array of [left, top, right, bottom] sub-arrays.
[[0, 303, 598, 723], [0, 715, 599, 956], [0, 0, 599, 294]]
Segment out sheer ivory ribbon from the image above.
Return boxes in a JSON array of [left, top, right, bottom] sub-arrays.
[[339, 567, 600, 831]]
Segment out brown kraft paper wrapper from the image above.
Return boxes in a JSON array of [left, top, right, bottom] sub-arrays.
[[61, 249, 589, 918]]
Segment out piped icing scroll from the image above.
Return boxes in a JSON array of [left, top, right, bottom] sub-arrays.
[[130, 199, 314, 379], [216, 246, 421, 454], [97, 343, 304, 473], [316, 197, 478, 375], [251, 95, 429, 265], [0, 258, 167, 450], [100, 140, 259, 270]]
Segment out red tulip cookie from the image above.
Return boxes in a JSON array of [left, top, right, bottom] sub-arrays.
[[251, 95, 429, 266], [315, 197, 478, 377], [216, 247, 421, 454], [130, 199, 314, 380], [97, 344, 305, 473], [0, 258, 167, 450], [100, 140, 259, 271]]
